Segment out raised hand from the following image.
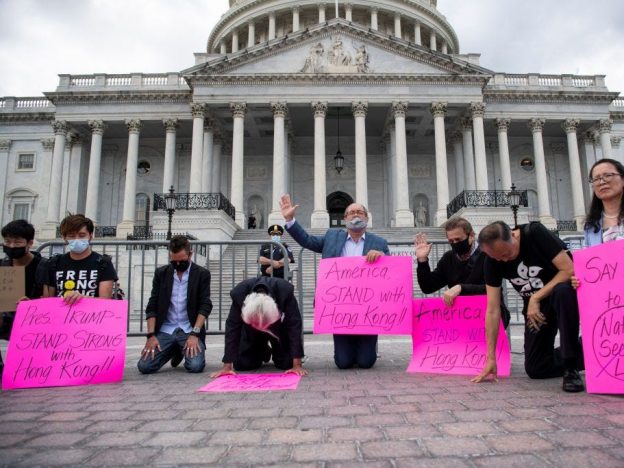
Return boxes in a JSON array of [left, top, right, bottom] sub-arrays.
[[414, 233, 432, 262], [279, 194, 299, 222]]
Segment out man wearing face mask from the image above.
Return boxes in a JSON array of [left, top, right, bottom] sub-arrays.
[[1, 220, 45, 377], [279, 194, 389, 369], [138, 235, 212, 374], [42, 214, 117, 305], [211, 276, 306, 378], [415, 217, 510, 328], [258, 224, 295, 280]]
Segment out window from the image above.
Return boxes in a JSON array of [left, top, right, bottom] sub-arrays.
[[17, 153, 35, 171], [520, 158, 534, 172], [13, 203, 30, 221], [137, 160, 151, 175]]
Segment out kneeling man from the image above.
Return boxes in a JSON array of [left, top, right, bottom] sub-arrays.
[[138, 235, 212, 374], [473, 221, 583, 392], [211, 276, 306, 377]]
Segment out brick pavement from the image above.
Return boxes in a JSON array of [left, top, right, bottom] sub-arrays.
[[1, 327, 624, 467]]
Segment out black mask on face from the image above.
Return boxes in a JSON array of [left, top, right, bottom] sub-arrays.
[[450, 238, 471, 256], [171, 260, 190, 272], [3, 245, 27, 260]]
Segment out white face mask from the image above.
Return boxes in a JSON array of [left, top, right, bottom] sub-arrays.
[[271, 235, 282, 243], [67, 239, 90, 254], [346, 217, 368, 232]]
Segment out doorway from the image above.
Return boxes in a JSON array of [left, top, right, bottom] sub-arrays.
[[327, 191, 353, 227]]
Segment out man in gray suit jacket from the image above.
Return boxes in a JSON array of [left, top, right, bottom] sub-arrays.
[[280, 194, 390, 369]]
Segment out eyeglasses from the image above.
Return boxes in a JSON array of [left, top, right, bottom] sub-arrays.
[[588, 172, 623, 184], [345, 209, 367, 217]]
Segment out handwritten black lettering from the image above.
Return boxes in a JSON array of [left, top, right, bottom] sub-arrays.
[[322, 286, 375, 304], [584, 256, 619, 283], [71, 331, 123, 350], [16, 332, 69, 351], [378, 286, 406, 303], [20, 305, 51, 327], [324, 261, 390, 281], [64, 308, 115, 326], [12, 356, 52, 384], [59, 355, 115, 383]]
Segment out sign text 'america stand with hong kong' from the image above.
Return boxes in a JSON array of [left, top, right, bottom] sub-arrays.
[[314, 256, 413, 334], [2, 297, 128, 390], [573, 239, 624, 394], [408, 296, 511, 376]]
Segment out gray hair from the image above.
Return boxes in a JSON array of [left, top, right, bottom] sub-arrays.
[[241, 292, 281, 337]]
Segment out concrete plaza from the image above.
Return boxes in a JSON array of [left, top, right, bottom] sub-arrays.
[[1, 327, 623, 467]]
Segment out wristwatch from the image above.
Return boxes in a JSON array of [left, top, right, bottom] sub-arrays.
[[190, 326, 201, 337]]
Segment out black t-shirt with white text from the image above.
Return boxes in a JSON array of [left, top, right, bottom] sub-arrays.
[[484, 223, 568, 305], [46, 252, 118, 298]]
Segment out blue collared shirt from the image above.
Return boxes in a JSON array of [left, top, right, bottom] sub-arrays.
[[160, 262, 192, 335], [341, 232, 366, 257]]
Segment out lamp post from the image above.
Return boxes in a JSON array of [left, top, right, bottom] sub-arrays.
[[334, 107, 344, 174], [508, 183, 521, 228], [165, 185, 176, 240]]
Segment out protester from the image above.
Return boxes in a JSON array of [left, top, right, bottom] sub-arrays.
[[42, 214, 117, 304], [415, 216, 510, 327], [211, 276, 306, 377], [1, 220, 44, 377], [258, 224, 295, 280], [280, 194, 389, 369], [137, 235, 212, 374], [583, 158, 624, 245], [473, 221, 584, 392]]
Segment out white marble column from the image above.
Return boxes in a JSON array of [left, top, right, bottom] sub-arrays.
[[441, 41, 448, 54], [345, 3, 353, 21], [162, 119, 178, 193], [430, 31, 437, 51], [189, 103, 205, 193], [451, 132, 464, 196], [389, 126, 398, 225], [414, 22, 422, 45], [59, 134, 72, 219], [269, 102, 287, 225], [211, 135, 223, 194], [529, 118, 556, 228], [268, 13, 276, 40], [431, 103, 449, 226], [0, 140, 11, 224], [495, 118, 512, 191], [231, 29, 239, 53], [220, 41, 227, 54], [319, 4, 326, 23], [394, 13, 402, 39], [579, 132, 597, 205], [247, 22, 255, 47], [471, 103, 488, 190], [292, 7, 300, 31], [230, 103, 247, 227], [311, 102, 329, 228], [461, 117, 476, 190], [370, 7, 378, 30], [65, 133, 84, 215], [45, 121, 68, 227], [202, 119, 214, 193], [352, 101, 369, 213], [612, 136, 622, 163], [116, 120, 141, 237], [393, 102, 414, 227], [563, 119, 585, 230], [84, 120, 105, 221], [599, 119, 613, 158], [285, 133, 292, 196]]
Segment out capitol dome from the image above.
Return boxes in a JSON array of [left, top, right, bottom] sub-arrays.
[[208, 0, 458, 56]]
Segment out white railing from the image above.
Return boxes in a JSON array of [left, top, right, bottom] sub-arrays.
[[503, 75, 528, 86], [538, 76, 562, 86], [16, 98, 52, 108], [612, 98, 624, 107], [572, 77, 594, 87], [0, 100, 5, 108], [70, 76, 96, 86], [105, 76, 132, 86], [142, 75, 168, 86]]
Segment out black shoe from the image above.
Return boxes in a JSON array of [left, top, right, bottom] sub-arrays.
[[170, 348, 183, 368], [562, 369, 584, 393]]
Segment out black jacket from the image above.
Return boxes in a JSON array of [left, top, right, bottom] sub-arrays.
[[223, 276, 303, 363], [145, 262, 212, 340]]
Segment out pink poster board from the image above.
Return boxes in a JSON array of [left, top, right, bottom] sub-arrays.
[[314, 256, 413, 335], [407, 296, 511, 376], [573, 239, 624, 394], [198, 373, 301, 393], [2, 297, 128, 390]]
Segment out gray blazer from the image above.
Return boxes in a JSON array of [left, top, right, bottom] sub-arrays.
[[286, 220, 390, 258]]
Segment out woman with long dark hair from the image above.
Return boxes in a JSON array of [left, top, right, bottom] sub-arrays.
[[584, 158, 624, 245]]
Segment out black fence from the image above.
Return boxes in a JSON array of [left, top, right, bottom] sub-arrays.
[[153, 192, 235, 220], [447, 190, 529, 218]]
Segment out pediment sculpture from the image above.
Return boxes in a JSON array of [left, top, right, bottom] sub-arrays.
[[301, 37, 371, 74]]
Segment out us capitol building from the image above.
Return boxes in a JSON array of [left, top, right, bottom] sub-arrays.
[[1, 0, 622, 242]]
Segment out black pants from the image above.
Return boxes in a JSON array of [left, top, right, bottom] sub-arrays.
[[333, 334, 378, 369], [233, 326, 293, 371], [523, 282, 582, 379]]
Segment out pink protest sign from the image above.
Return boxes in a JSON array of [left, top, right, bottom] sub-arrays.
[[573, 239, 624, 394], [2, 297, 128, 390], [407, 296, 511, 376], [198, 373, 301, 393], [313, 256, 413, 335]]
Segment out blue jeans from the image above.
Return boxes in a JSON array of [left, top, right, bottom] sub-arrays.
[[137, 328, 205, 374], [333, 334, 378, 369]]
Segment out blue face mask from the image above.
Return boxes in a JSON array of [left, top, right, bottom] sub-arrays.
[[67, 239, 90, 254], [271, 235, 281, 243]]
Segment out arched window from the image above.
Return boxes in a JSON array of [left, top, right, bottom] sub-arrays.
[[6, 188, 38, 222]]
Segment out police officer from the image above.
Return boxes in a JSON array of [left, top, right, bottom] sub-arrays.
[[258, 225, 295, 280]]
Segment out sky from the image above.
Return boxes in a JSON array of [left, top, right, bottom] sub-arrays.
[[0, 0, 622, 97]]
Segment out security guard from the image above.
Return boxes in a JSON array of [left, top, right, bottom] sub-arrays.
[[258, 224, 295, 280]]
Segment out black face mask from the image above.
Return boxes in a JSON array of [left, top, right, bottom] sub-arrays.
[[171, 260, 190, 272], [450, 238, 471, 256], [3, 245, 27, 260]]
